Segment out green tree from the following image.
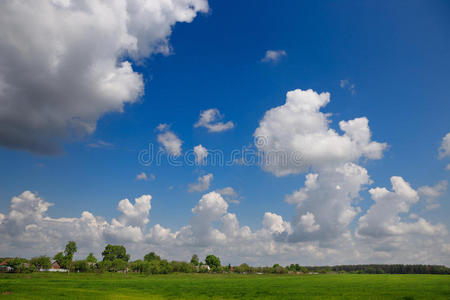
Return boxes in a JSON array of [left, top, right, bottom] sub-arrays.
[[30, 256, 51, 270], [144, 251, 161, 262], [102, 245, 130, 262], [130, 260, 145, 274], [111, 259, 128, 272], [6, 258, 28, 273], [64, 241, 77, 261], [190, 254, 199, 266], [72, 260, 89, 272], [205, 254, 220, 271], [85, 253, 97, 263]]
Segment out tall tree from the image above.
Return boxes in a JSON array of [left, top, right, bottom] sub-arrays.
[[190, 254, 199, 266], [64, 241, 77, 261], [85, 253, 97, 263], [144, 252, 161, 262], [102, 245, 130, 262], [205, 255, 220, 270]]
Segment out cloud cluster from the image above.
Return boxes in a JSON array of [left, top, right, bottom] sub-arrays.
[[194, 109, 234, 132], [0, 86, 448, 266], [0, 0, 208, 154], [1, 188, 448, 266]]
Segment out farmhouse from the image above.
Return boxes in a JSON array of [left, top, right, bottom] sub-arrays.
[[40, 261, 68, 272], [0, 259, 12, 272]]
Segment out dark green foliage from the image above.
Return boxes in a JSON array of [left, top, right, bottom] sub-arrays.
[[102, 245, 130, 262], [111, 259, 127, 272], [5, 258, 29, 273], [143, 251, 161, 262], [170, 261, 195, 273], [30, 256, 51, 270], [190, 254, 199, 266], [85, 253, 97, 263], [72, 260, 89, 272], [64, 241, 77, 261], [205, 255, 220, 271]]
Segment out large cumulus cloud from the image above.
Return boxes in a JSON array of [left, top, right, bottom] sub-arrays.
[[0, 0, 208, 153], [254, 89, 386, 176]]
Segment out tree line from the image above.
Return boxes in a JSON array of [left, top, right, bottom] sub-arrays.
[[1, 241, 449, 275]]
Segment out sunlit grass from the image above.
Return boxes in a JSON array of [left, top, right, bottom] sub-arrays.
[[0, 273, 449, 299]]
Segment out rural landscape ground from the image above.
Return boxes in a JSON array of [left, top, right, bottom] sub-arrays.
[[0, 273, 449, 299]]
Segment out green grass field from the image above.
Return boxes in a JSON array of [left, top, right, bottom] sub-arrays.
[[0, 273, 449, 299]]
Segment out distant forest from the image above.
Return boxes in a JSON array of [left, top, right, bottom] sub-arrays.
[[1, 241, 449, 275]]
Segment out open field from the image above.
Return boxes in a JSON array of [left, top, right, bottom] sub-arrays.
[[0, 273, 449, 299]]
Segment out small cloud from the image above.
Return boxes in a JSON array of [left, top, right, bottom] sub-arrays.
[[188, 173, 213, 192], [409, 213, 419, 219], [418, 180, 447, 211], [136, 172, 155, 181], [87, 140, 114, 148], [216, 187, 241, 204], [35, 163, 45, 168], [194, 144, 208, 165], [261, 50, 286, 64], [438, 133, 450, 159], [156, 124, 183, 156], [340, 79, 355, 95], [168, 185, 174, 190], [446, 164, 450, 171], [194, 109, 234, 133]]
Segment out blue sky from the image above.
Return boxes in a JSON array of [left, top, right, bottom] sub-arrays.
[[0, 0, 449, 265]]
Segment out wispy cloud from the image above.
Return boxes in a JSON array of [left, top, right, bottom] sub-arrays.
[[340, 79, 356, 95], [261, 50, 286, 64], [194, 109, 234, 133], [188, 173, 213, 192]]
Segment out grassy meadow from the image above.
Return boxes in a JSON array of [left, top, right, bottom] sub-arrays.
[[0, 272, 449, 299]]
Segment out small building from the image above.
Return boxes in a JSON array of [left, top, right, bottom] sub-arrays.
[[0, 260, 12, 272], [40, 260, 68, 272]]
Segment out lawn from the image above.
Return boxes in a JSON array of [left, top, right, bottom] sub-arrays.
[[0, 273, 449, 299]]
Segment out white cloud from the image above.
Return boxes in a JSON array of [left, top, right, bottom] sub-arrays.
[[188, 173, 213, 192], [136, 172, 147, 181], [438, 132, 450, 159], [87, 140, 114, 149], [357, 176, 446, 238], [194, 109, 234, 132], [262, 212, 291, 235], [299, 212, 320, 233], [0, 0, 208, 154], [216, 187, 240, 204], [261, 50, 286, 63], [0, 189, 449, 266], [136, 172, 155, 181], [340, 79, 355, 94], [285, 163, 371, 243], [157, 124, 183, 156], [193, 144, 208, 165], [254, 89, 387, 177], [418, 180, 447, 210]]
